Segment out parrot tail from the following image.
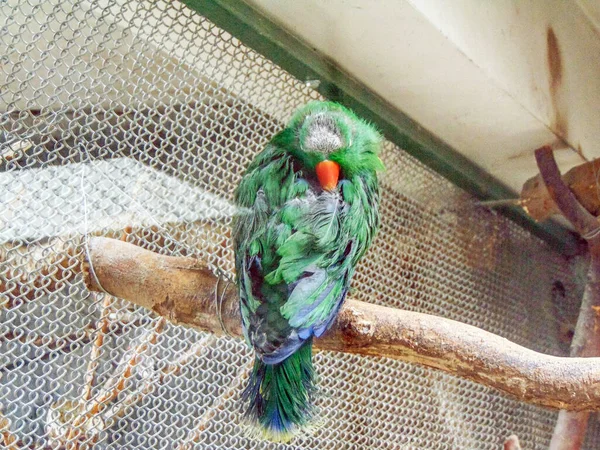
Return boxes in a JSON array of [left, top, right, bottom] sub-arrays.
[[242, 339, 315, 442]]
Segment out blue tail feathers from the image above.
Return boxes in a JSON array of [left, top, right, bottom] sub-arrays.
[[242, 339, 314, 442]]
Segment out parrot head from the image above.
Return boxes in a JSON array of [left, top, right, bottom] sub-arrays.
[[285, 101, 384, 191]]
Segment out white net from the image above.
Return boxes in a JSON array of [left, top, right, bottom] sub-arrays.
[[0, 0, 596, 448]]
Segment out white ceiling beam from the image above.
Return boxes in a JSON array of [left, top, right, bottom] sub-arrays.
[[245, 0, 600, 193]]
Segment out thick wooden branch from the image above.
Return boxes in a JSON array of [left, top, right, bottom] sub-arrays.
[[534, 146, 600, 449], [534, 146, 600, 239], [521, 157, 600, 223], [83, 237, 600, 412]]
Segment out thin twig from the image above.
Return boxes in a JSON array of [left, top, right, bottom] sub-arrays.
[[159, 335, 217, 379], [0, 251, 78, 309], [0, 410, 19, 449], [0, 328, 93, 349], [0, 328, 94, 374], [79, 317, 166, 419], [103, 334, 216, 425], [47, 333, 216, 448], [0, 320, 135, 377], [106, 311, 147, 324], [61, 317, 167, 448], [175, 359, 253, 450], [81, 294, 113, 402]]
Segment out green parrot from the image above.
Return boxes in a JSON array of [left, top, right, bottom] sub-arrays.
[[233, 101, 384, 441]]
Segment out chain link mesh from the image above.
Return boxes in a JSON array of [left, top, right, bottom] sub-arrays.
[[0, 0, 596, 448]]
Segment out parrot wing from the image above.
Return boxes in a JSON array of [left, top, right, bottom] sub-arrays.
[[234, 142, 379, 364], [264, 176, 378, 355], [271, 190, 355, 338]]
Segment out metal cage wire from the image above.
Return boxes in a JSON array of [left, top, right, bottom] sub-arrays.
[[0, 0, 597, 448]]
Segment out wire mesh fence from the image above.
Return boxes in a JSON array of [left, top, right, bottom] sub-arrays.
[[0, 0, 596, 448]]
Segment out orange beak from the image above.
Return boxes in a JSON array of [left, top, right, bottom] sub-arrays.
[[315, 160, 340, 191]]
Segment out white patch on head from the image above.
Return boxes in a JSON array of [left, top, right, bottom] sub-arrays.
[[303, 114, 343, 154]]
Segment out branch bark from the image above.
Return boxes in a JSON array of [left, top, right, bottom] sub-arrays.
[[534, 146, 600, 239], [84, 237, 600, 411], [534, 146, 600, 450], [521, 157, 600, 222]]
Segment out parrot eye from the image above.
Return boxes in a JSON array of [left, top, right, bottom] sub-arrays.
[[302, 113, 344, 154]]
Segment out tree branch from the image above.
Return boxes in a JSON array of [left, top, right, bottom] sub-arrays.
[[534, 146, 600, 239], [521, 157, 600, 222], [83, 237, 600, 412], [0, 410, 20, 449], [534, 146, 600, 449]]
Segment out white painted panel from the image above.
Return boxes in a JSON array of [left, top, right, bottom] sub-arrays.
[[246, 0, 599, 192], [409, 0, 600, 159]]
